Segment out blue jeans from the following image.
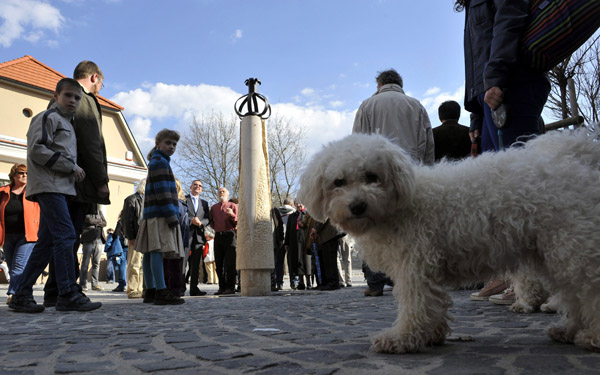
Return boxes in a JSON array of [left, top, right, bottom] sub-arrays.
[[113, 248, 127, 288], [478, 79, 550, 152], [3, 233, 35, 295], [142, 252, 166, 290], [15, 193, 78, 297]]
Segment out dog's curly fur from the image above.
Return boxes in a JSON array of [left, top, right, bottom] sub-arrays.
[[298, 128, 600, 353]]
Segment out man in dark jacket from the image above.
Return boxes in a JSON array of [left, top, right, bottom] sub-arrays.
[[43, 61, 111, 307], [457, 0, 550, 152], [121, 179, 145, 299], [185, 180, 209, 296], [433, 101, 471, 161]]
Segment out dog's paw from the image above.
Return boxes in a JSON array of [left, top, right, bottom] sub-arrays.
[[548, 324, 576, 344], [371, 329, 424, 354], [540, 301, 558, 314], [574, 329, 600, 352], [540, 296, 559, 314], [510, 300, 536, 314]]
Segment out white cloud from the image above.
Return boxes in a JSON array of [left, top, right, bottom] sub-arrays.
[[300, 88, 315, 96], [329, 100, 344, 108], [111, 82, 356, 161], [424, 87, 441, 96], [0, 0, 64, 47], [271, 102, 355, 159], [231, 28, 242, 42], [419, 83, 467, 126]]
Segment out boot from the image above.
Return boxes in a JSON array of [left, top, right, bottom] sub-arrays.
[[154, 288, 185, 305], [143, 288, 155, 304]]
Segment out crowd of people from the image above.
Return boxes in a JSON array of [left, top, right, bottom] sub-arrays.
[[1, 1, 552, 313]]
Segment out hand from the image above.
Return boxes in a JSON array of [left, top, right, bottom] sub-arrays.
[[191, 217, 202, 226], [73, 165, 86, 182], [469, 129, 480, 143], [484, 87, 504, 111], [129, 239, 135, 248], [225, 208, 234, 217], [97, 184, 109, 198]]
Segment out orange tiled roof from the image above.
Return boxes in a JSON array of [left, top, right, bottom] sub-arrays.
[[0, 55, 123, 111]]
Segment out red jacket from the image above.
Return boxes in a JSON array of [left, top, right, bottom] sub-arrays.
[[0, 185, 40, 246]]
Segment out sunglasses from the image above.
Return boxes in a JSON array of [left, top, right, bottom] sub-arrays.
[[16, 171, 27, 176]]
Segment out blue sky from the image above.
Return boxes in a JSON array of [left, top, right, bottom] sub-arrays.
[[1, 0, 468, 158]]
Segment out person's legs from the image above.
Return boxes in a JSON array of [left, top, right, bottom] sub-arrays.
[[189, 244, 202, 292], [274, 245, 286, 288], [90, 239, 102, 288], [79, 242, 93, 289], [117, 249, 127, 289], [4, 235, 35, 295], [223, 233, 237, 291], [214, 234, 226, 293], [126, 247, 144, 297]]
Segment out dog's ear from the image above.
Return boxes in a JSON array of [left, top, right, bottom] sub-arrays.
[[297, 154, 329, 222], [378, 139, 416, 208]]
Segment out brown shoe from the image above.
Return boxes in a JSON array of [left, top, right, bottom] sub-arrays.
[[364, 288, 383, 297], [127, 292, 143, 299], [489, 287, 516, 305]]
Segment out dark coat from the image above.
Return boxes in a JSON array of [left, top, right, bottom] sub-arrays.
[[433, 120, 472, 161], [185, 194, 209, 249], [463, 0, 547, 114], [80, 204, 107, 244], [121, 192, 143, 241], [72, 87, 110, 204]]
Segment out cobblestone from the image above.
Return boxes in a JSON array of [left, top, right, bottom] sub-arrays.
[[1, 273, 599, 374]]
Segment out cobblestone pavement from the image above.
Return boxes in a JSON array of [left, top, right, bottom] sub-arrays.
[[1, 274, 599, 375]]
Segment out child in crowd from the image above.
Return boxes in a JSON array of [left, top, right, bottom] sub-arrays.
[[135, 129, 185, 305], [203, 227, 218, 285], [10, 78, 101, 313], [162, 179, 189, 297]]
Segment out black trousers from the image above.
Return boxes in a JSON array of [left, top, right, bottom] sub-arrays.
[[214, 231, 236, 291], [188, 241, 204, 290]]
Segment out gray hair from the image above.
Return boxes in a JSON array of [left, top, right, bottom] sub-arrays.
[[135, 179, 146, 195]]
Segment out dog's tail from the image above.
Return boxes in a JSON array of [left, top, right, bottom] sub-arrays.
[[521, 124, 600, 169]]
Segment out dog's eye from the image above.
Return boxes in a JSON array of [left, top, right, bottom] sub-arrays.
[[333, 178, 346, 187], [365, 172, 379, 184]]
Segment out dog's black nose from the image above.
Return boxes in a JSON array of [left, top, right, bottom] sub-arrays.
[[350, 201, 367, 216]]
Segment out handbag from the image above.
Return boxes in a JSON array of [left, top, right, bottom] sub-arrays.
[[521, 0, 600, 71]]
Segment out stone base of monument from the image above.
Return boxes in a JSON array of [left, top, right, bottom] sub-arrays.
[[240, 269, 271, 296]]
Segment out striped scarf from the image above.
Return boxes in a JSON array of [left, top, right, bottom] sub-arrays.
[[143, 149, 179, 225]]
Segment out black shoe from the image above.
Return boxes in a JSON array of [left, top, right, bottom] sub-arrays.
[[220, 288, 235, 295], [364, 288, 384, 297], [154, 288, 185, 305], [9, 295, 45, 313], [143, 288, 156, 303], [271, 285, 279, 292], [112, 286, 125, 292], [297, 283, 306, 290], [56, 292, 102, 312], [190, 288, 207, 296], [214, 289, 224, 295], [43, 298, 57, 308]]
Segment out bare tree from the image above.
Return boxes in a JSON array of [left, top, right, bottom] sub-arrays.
[[173, 112, 240, 202], [546, 35, 600, 123], [267, 114, 307, 207]]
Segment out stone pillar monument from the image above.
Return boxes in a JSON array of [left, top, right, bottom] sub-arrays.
[[234, 78, 273, 296]]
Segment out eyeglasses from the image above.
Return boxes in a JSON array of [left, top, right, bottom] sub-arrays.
[[16, 172, 27, 176]]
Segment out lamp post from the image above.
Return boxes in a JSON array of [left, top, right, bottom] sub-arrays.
[[234, 78, 273, 296]]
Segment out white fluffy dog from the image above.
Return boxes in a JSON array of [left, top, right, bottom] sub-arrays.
[[298, 128, 600, 353]]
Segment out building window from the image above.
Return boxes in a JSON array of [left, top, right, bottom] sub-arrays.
[[23, 108, 33, 118]]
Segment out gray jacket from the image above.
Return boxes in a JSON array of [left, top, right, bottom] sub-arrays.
[[26, 102, 79, 200], [353, 84, 434, 165]]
